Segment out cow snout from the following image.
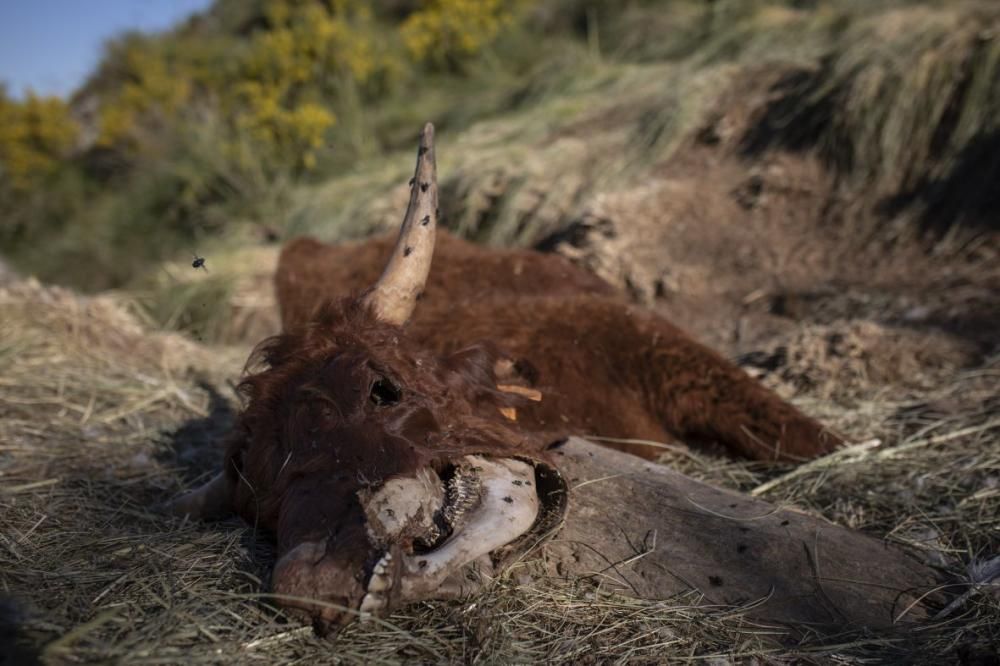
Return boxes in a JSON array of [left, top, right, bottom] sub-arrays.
[[271, 539, 367, 633]]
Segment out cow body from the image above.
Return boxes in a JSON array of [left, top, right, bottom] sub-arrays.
[[276, 231, 841, 461]]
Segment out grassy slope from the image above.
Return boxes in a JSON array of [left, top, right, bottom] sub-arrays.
[[132, 0, 999, 344]]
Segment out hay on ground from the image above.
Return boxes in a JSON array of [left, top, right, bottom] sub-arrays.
[[1, 277, 997, 663]]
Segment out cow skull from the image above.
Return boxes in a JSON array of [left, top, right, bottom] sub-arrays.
[[357, 455, 540, 616], [165, 124, 568, 632]]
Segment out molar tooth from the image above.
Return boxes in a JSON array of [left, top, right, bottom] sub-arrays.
[[359, 592, 384, 618], [373, 552, 391, 575], [368, 572, 391, 592]]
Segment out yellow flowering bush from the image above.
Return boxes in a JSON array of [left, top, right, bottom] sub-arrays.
[[231, 81, 335, 170], [96, 38, 191, 147], [4, 0, 530, 185], [229, 0, 399, 170], [401, 0, 514, 66], [0, 90, 79, 190]]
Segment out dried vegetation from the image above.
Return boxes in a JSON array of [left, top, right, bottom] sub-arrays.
[[1, 261, 997, 664]]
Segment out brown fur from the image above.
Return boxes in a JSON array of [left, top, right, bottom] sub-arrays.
[[275, 233, 616, 328], [224, 230, 842, 628], [274, 231, 842, 461]]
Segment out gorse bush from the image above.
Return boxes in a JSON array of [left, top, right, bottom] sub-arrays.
[[94, 35, 192, 150], [230, 0, 386, 171], [6, 0, 525, 185], [401, 0, 515, 68], [0, 88, 79, 191], [90, 1, 384, 172], [0, 0, 402, 287], [0, 0, 533, 289]]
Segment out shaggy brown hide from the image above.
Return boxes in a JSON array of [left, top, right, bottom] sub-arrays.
[[275, 230, 843, 461]]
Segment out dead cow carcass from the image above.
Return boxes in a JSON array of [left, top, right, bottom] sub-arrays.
[[169, 124, 857, 633]]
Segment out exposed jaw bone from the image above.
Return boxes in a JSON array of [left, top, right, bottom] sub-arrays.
[[359, 468, 445, 547], [359, 456, 539, 618], [399, 456, 538, 600]]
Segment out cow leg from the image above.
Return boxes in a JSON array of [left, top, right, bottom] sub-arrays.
[[160, 472, 233, 520], [626, 311, 844, 462]]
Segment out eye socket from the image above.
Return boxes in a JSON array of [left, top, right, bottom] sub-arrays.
[[369, 377, 402, 407]]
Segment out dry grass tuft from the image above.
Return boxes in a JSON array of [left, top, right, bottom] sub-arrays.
[[740, 2, 1000, 233], [127, 245, 281, 346]]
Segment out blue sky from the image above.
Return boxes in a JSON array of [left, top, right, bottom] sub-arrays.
[[0, 0, 213, 99]]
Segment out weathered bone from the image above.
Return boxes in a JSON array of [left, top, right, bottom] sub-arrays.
[[358, 456, 538, 617], [360, 467, 444, 547], [362, 123, 438, 325], [396, 456, 538, 602]]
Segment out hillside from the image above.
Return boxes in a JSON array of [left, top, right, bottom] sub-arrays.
[[1, 0, 998, 662], [2, 0, 998, 293]]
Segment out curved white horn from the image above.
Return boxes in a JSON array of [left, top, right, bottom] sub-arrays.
[[363, 123, 438, 325]]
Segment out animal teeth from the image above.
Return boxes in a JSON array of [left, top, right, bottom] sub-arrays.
[[359, 592, 384, 619], [361, 552, 394, 620], [373, 552, 392, 576], [414, 523, 442, 551], [443, 465, 482, 528], [365, 552, 394, 600], [368, 573, 391, 592]]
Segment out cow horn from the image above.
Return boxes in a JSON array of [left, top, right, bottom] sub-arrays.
[[363, 123, 438, 325]]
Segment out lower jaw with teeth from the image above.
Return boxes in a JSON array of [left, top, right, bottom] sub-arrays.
[[359, 455, 539, 619]]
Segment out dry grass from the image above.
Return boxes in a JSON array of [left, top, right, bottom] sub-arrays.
[[2, 276, 997, 663], [739, 2, 1000, 235], [126, 245, 281, 346], [285, 58, 736, 251]]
